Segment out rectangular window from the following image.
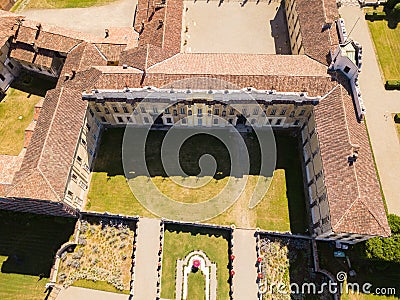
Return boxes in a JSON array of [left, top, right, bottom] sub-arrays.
[[197, 108, 202, 116], [112, 106, 119, 113], [214, 108, 220, 115], [7, 62, 14, 69], [173, 110, 178, 116], [268, 118, 273, 124], [289, 111, 295, 117], [188, 110, 192, 116], [181, 118, 187, 124], [140, 106, 146, 113], [153, 107, 158, 114], [165, 108, 170, 114], [67, 190, 73, 198], [222, 111, 226, 117], [253, 108, 259, 115], [89, 109, 94, 118], [79, 180, 88, 190], [165, 117, 172, 123], [127, 116, 132, 122], [280, 109, 287, 116], [81, 138, 86, 146], [104, 108, 110, 114], [86, 124, 91, 132], [0, 74, 5, 81], [299, 109, 306, 116], [229, 108, 235, 115], [343, 66, 351, 73], [117, 116, 123, 123], [71, 173, 78, 182], [213, 118, 219, 125], [207, 110, 211, 116], [198, 118, 202, 126], [270, 109, 277, 116], [101, 116, 106, 123], [143, 116, 149, 123], [122, 106, 129, 113], [180, 107, 185, 114], [294, 120, 300, 126], [95, 106, 101, 112], [276, 119, 282, 125]]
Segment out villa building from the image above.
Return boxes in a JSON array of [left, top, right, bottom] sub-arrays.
[[0, 0, 391, 244]]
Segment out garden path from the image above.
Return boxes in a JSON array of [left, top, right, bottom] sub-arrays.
[[132, 217, 162, 300], [57, 286, 129, 299], [231, 228, 259, 300]]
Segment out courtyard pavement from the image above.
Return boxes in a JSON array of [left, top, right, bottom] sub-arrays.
[[339, 6, 400, 215], [22, 0, 137, 38], [232, 229, 259, 300], [57, 286, 129, 300], [132, 217, 162, 300], [182, 0, 290, 54]]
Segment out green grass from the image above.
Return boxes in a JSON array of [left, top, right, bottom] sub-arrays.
[[72, 279, 130, 294], [161, 229, 230, 300], [23, 0, 118, 9], [187, 271, 206, 300], [0, 89, 41, 155], [0, 210, 76, 299], [87, 128, 307, 233], [367, 14, 400, 81]]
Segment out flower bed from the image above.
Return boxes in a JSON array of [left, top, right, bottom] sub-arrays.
[[57, 218, 135, 292]]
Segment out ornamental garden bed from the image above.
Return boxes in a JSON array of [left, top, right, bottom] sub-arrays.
[[57, 217, 136, 294]]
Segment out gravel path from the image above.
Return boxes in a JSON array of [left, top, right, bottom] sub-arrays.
[[22, 0, 137, 38]]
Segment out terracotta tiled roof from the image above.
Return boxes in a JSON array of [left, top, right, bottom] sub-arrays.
[[119, 44, 177, 71], [0, 14, 18, 46], [294, 0, 339, 65], [94, 43, 127, 62], [10, 46, 54, 69], [147, 53, 329, 76], [134, 0, 182, 53], [314, 81, 390, 237]]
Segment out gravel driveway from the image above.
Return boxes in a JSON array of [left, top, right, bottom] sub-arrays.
[[22, 0, 137, 37]]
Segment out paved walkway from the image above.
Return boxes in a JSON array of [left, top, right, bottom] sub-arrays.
[[22, 0, 137, 38], [339, 6, 400, 215], [132, 217, 162, 300], [57, 286, 129, 300], [231, 229, 259, 300]]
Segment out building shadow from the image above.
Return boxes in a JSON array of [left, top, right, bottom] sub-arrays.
[[0, 210, 76, 277], [270, 3, 291, 55]]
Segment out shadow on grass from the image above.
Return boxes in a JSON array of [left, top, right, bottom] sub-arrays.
[[93, 127, 307, 232], [0, 210, 76, 277]]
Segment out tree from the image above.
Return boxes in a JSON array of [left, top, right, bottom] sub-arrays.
[[385, 0, 400, 11], [393, 3, 400, 21], [364, 214, 400, 263]]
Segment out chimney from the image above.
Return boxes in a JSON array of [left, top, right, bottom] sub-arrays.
[[71, 69, 76, 80], [105, 29, 109, 38], [35, 23, 42, 40]]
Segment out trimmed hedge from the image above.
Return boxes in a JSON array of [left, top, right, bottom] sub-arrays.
[[385, 80, 400, 90], [365, 11, 387, 21]]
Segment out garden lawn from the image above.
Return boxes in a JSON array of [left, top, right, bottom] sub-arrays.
[[87, 128, 307, 233], [161, 230, 230, 300], [20, 0, 118, 9], [0, 210, 76, 299], [187, 271, 206, 300], [0, 89, 41, 155], [367, 16, 400, 80]]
